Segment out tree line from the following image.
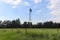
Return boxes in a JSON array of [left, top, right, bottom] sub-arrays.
[[0, 19, 60, 28]]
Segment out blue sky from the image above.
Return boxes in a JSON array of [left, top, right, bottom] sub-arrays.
[[0, 0, 60, 24]]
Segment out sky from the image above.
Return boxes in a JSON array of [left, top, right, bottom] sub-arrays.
[[0, 0, 60, 24]]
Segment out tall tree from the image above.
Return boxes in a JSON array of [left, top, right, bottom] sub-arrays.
[[15, 18, 21, 28], [23, 22, 28, 28]]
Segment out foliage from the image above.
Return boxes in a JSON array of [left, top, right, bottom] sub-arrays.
[[0, 19, 60, 28]]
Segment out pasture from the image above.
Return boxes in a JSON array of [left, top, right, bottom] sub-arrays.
[[0, 28, 60, 40]]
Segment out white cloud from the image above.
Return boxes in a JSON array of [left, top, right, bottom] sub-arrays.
[[2, 0, 31, 8], [12, 5, 17, 8], [47, 0, 60, 15], [23, 2, 30, 6], [47, 0, 60, 22], [33, 0, 42, 3], [49, 9, 60, 15], [49, 17, 60, 23], [45, 0, 50, 2], [2, 0, 22, 8]]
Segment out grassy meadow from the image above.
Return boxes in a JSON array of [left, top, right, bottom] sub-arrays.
[[0, 28, 60, 40]]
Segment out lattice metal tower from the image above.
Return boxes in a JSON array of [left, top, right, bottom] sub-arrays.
[[29, 8, 32, 22]]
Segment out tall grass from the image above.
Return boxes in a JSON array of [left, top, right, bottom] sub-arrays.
[[0, 28, 60, 40]]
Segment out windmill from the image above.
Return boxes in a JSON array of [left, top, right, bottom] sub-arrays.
[[28, 8, 32, 27], [29, 8, 32, 22]]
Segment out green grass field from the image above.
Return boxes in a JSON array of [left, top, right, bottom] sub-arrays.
[[0, 28, 60, 40]]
